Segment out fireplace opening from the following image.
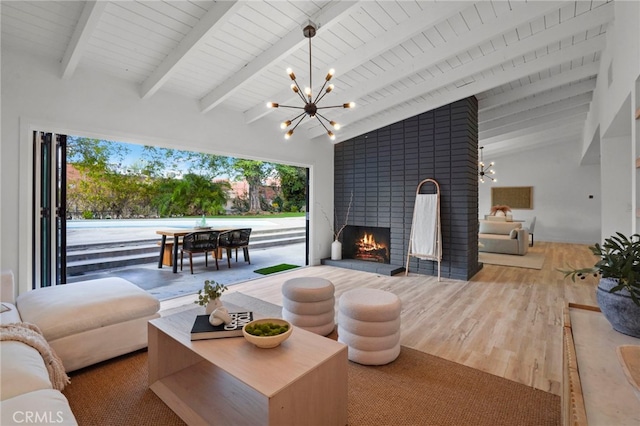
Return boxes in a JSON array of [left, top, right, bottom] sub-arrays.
[[343, 226, 391, 264]]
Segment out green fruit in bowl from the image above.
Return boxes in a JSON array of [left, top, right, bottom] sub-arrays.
[[245, 322, 289, 336], [242, 318, 293, 348]]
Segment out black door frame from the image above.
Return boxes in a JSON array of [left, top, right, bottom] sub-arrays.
[[33, 131, 68, 288]]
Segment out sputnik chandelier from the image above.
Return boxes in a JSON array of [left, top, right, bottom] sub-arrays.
[[267, 22, 354, 141], [478, 146, 496, 183]]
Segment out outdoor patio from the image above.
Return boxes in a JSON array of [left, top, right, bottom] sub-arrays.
[[66, 217, 307, 301]]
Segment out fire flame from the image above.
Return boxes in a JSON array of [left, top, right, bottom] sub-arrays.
[[357, 233, 386, 251]]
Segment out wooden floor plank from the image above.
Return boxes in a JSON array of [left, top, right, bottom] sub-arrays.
[[161, 241, 598, 396]]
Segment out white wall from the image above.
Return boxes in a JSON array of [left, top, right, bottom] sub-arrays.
[[583, 0, 640, 156], [479, 140, 601, 244], [600, 94, 634, 239], [581, 0, 640, 241], [1, 47, 336, 295]]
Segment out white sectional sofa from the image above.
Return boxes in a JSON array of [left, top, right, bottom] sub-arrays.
[[478, 220, 529, 256], [1, 270, 160, 425]]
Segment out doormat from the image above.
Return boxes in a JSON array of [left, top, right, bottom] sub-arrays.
[[253, 264, 300, 275]]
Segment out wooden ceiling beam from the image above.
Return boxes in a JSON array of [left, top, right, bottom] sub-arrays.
[[308, 1, 611, 139], [199, 1, 360, 114], [480, 92, 593, 132], [480, 104, 590, 139], [322, 35, 605, 143], [479, 78, 596, 122], [60, 1, 107, 79], [482, 122, 585, 157], [480, 112, 588, 144], [243, 0, 470, 124], [140, 0, 245, 100]]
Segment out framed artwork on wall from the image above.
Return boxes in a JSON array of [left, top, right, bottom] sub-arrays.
[[491, 186, 533, 209]]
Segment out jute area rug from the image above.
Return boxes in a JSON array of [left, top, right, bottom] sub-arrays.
[[479, 251, 546, 269], [62, 293, 559, 426]]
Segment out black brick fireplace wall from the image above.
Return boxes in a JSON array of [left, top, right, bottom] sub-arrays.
[[334, 97, 481, 280]]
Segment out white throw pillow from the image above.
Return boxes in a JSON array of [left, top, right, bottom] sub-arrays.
[[509, 229, 518, 239]]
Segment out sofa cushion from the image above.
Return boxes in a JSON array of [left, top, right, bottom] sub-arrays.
[[478, 236, 520, 254], [1, 303, 21, 325], [16, 278, 160, 341], [0, 341, 52, 400], [0, 389, 77, 425], [479, 220, 521, 235], [484, 216, 506, 222]]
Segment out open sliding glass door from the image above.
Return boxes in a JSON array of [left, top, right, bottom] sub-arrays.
[[33, 131, 67, 288]]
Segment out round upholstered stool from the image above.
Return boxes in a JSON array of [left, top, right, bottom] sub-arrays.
[[338, 288, 402, 365], [282, 277, 335, 336]]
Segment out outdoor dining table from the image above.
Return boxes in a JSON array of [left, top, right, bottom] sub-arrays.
[[156, 228, 225, 273]]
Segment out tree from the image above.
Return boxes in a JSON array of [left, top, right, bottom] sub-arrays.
[[67, 137, 138, 217], [67, 137, 128, 170], [274, 165, 307, 212], [169, 173, 229, 216], [228, 159, 274, 213]]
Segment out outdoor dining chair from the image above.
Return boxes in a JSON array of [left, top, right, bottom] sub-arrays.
[[218, 228, 252, 268], [180, 230, 221, 274]]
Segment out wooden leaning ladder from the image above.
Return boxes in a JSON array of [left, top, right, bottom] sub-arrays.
[[405, 178, 442, 281]]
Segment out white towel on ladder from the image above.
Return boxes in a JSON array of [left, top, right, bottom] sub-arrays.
[[410, 194, 440, 260]]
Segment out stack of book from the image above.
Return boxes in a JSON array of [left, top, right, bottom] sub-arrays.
[[190, 311, 253, 341]]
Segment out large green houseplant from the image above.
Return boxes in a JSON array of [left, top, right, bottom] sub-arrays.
[[561, 232, 640, 337]]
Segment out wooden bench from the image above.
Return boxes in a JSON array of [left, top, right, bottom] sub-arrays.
[[157, 240, 182, 267]]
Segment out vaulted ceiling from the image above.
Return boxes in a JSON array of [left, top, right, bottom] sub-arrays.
[[1, 1, 613, 155]]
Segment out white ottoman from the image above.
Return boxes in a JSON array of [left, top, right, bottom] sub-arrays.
[[338, 288, 401, 365], [16, 277, 160, 372], [282, 277, 335, 336]]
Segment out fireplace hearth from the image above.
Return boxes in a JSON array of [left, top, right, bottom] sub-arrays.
[[343, 226, 390, 264]]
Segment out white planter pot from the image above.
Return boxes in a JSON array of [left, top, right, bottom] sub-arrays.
[[331, 240, 342, 260], [205, 298, 223, 315]]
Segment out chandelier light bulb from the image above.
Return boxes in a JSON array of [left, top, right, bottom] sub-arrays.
[[281, 120, 291, 129], [268, 22, 353, 141], [326, 69, 335, 81]]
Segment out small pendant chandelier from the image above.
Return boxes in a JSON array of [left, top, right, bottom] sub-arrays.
[[478, 146, 496, 183], [267, 22, 355, 141]]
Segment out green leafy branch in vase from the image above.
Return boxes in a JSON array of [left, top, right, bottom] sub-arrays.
[[195, 280, 228, 306]]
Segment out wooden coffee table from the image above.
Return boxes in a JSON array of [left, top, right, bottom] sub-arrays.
[[148, 306, 348, 425]]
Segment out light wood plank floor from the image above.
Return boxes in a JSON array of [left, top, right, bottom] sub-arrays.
[[161, 241, 598, 396]]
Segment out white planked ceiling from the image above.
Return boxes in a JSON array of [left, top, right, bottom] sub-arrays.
[[1, 0, 614, 154]]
